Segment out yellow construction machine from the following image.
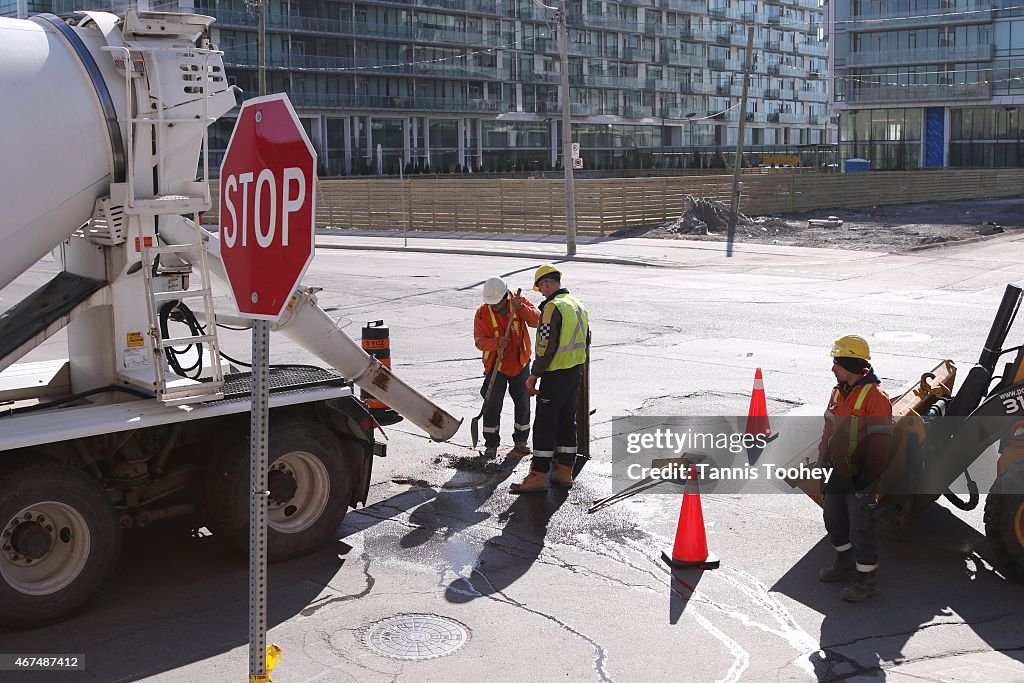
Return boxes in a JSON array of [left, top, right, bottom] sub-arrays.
[[789, 284, 1024, 581]]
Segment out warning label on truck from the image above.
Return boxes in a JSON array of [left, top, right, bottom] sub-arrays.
[[127, 332, 145, 348]]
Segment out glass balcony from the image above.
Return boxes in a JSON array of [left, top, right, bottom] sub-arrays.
[[797, 41, 828, 57], [283, 92, 509, 112], [658, 0, 706, 13], [623, 47, 655, 61], [522, 70, 563, 83], [661, 52, 706, 68], [846, 44, 993, 67], [799, 87, 829, 102], [842, 82, 992, 102], [680, 81, 717, 94], [839, 0, 994, 28], [583, 73, 641, 87], [624, 104, 655, 117], [223, 52, 510, 80]]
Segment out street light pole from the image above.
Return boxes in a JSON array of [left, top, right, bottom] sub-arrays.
[[557, 0, 577, 256], [726, 26, 754, 257]]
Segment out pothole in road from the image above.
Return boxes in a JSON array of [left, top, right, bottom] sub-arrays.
[[363, 613, 470, 660]]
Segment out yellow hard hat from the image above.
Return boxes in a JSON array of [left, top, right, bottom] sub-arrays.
[[830, 334, 871, 361], [533, 264, 562, 291]]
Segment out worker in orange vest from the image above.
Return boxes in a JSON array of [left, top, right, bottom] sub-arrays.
[[817, 334, 893, 602], [474, 276, 540, 459]]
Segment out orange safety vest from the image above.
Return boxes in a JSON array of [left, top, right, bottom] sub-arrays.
[[474, 300, 538, 376], [820, 381, 893, 478]]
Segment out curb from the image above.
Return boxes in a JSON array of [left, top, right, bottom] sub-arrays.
[[314, 240, 670, 268], [904, 229, 1022, 253]]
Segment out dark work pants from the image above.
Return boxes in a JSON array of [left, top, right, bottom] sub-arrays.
[[530, 366, 582, 472], [823, 493, 879, 572], [480, 366, 531, 449]]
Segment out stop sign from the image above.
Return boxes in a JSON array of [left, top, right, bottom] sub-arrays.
[[219, 94, 317, 320]]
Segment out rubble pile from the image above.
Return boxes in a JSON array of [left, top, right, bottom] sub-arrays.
[[667, 195, 750, 234]]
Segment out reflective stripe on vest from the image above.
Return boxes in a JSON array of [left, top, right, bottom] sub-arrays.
[[545, 293, 589, 371], [846, 384, 874, 469], [482, 305, 500, 366]]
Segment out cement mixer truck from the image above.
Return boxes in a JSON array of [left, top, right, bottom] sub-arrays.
[[0, 9, 460, 627]]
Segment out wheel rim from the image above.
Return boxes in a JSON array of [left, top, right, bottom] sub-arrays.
[[1, 502, 91, 596], [267, 451, 330, 533]]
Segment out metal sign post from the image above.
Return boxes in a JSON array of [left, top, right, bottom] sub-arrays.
[[248, 320, 270, 681], [218, 93, 317, 683]]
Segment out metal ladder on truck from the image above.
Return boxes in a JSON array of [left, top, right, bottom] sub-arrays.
[[107, 40, 225, 405]]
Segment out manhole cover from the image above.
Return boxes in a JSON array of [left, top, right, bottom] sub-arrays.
[[363, 614, 469, 660]]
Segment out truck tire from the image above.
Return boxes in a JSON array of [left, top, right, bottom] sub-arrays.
[[206, 420, 354, 561], [984, 461, 1024, 583], [0, 458, 120, 628]]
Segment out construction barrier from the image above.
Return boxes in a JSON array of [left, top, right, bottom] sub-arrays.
[[204, 169, 1024, 236]]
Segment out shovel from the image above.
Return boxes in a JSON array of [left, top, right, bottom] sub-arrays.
[[470, 288, 521, 448]]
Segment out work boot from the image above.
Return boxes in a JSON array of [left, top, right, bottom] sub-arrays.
[[482, 446, 498, 459], [842, 570, 878, 602], [818, 549, 855, 583], [510, 469, 548, 494], [510, 442, 531, 456], [551, 462, 574, 488]]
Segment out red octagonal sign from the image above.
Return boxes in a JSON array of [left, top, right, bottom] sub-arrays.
[[219, 94, 317, 320]]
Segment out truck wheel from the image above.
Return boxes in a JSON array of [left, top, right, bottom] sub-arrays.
[[0, 459, 120, 627], [207, 420, 354, 561], [984, 461, 1024, 583]]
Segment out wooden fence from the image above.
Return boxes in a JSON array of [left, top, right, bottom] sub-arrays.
[[205, 169, 1024, 236]]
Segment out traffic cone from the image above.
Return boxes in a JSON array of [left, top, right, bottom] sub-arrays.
[[661, 465, 720, 570], [745, 368, 772, 440]]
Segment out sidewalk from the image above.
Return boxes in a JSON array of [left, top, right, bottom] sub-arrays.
[[314, 227, 894, 269]]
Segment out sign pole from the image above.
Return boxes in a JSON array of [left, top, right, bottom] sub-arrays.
[[248, 319, 270, 682], [218, 95, 316, 681]]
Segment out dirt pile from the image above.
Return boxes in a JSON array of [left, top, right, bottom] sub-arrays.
[[626, 197, 1022, 252], [667, 196, 750, 234]]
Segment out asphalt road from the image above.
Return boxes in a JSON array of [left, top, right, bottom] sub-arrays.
[[2, 232, 1024, 682]]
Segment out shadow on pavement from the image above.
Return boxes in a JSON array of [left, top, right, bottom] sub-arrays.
[[773, 502, 1024, 681], [399, 454, 523, 549], [0, 525, 349, 683], [444, 487, 569, 603]]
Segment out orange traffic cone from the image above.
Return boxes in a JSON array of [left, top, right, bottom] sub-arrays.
[[745, 368, 772, 440], [661, 465, 720, 570]]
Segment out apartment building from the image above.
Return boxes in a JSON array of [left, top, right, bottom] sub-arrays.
[[830, 0, 1024, 169], [9, 0, 831, 174]]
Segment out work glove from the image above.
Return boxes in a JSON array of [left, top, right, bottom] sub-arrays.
[[526, 375, 539, 396], [498, 337, 509, 349]]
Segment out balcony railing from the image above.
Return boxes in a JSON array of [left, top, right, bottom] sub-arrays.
[[582, 73, 641, 87], [661, 51, 706, 68], [799, 87, 829, 102], [624, 104, 655, 117], [846, 43, 994, 67], [767, 111, 804, 124], [223, 52, 509, 80], [842, 81, 993, 102], [283, 92, 508, 112], [797, 41, 828, 57], [680, 81, 717, 94], [658, 0, 706, 12], [838, 0, 994, 28], [623, 47, 655, 61]]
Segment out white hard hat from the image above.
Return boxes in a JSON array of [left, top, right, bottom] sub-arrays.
[[482, 276, 508, 305]]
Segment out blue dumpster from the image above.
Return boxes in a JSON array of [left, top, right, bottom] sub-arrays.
[[844, 158, 870, 173]]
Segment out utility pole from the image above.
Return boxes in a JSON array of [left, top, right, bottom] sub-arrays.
[[726, 26, 754, 258], [557, 0, 577, 256], [257, 0, 267, 96]]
